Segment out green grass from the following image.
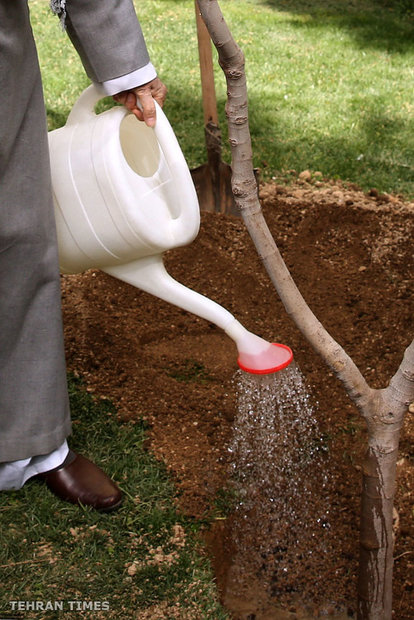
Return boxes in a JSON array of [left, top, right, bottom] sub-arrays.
[[30, 0, 414, 197], [0, 376, 228, 619]]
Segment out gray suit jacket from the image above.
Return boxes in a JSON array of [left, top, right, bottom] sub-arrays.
[[0, 0, 153, 462], [64, 0, 151, 83]]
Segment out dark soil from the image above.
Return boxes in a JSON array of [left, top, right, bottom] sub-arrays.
[[61, 178, 414, 619]]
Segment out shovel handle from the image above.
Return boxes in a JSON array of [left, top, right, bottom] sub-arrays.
[[195, 1, 218, 126]]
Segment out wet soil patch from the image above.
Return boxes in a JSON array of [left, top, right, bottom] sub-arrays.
[[61, 180, 414, 618]]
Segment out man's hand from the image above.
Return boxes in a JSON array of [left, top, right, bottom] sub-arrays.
[[113, 77, 167, 127]]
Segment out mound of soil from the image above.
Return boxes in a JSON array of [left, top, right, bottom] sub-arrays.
[[61, 179, 413, 619]]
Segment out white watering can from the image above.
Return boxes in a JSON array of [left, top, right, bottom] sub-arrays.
[[49, 85, 292, 374]]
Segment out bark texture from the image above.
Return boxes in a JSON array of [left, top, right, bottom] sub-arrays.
[[196, 1, 414, 617]]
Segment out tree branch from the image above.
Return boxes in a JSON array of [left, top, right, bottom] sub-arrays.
[[196, 0, 373, 414], [385, 338, 414, 411]]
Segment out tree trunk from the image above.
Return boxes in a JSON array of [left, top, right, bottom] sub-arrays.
[[196, 1, 414, 617], [357, 342, 414, 618], [358, 445, 397, 619]]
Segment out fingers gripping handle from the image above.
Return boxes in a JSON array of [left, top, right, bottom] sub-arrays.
[[66, 85, 182, 165]]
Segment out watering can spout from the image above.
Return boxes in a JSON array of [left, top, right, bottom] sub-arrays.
[[224, 320, 293, 374], [103, 256, 293, 374]]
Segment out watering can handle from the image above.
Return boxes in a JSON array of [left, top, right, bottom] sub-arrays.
[[65, 85, 104, 125], [66, 84, 155, 125], [67, 84, 164, 126], [66, 85, 182, 160]]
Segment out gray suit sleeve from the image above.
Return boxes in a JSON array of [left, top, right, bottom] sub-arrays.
[[63, 0, 152, 83]]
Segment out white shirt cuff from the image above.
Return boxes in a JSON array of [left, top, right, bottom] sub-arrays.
[[94, 62, 157, 97], [0, 441, 69, 490]]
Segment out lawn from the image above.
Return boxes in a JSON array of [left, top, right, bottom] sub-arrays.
[[32, 0, 414, 197]]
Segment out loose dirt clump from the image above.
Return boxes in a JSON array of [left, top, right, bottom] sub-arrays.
[[61, 179, 414, 619]]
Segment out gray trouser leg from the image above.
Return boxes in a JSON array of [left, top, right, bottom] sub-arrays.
[[0, 0, 71, 461]]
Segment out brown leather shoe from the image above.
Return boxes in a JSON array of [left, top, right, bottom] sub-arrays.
[[37, 450, 122, 511]]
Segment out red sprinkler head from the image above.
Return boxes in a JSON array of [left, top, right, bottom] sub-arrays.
[[224, 320, 293, 375], [237, 342, 293, 375]]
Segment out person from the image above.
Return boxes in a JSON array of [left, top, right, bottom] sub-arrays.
[[0, 0, 167, 510]]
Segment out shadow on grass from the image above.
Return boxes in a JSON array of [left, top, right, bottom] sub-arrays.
[[259, 0, 414, 54], [247, 91, 414, 194], [47, 107, 69, 131]]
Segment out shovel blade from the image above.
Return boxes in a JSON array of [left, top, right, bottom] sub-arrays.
[[191, 161, 239, 216]]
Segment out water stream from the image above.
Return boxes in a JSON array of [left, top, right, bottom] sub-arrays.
[[222, 362, 335, 615]]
